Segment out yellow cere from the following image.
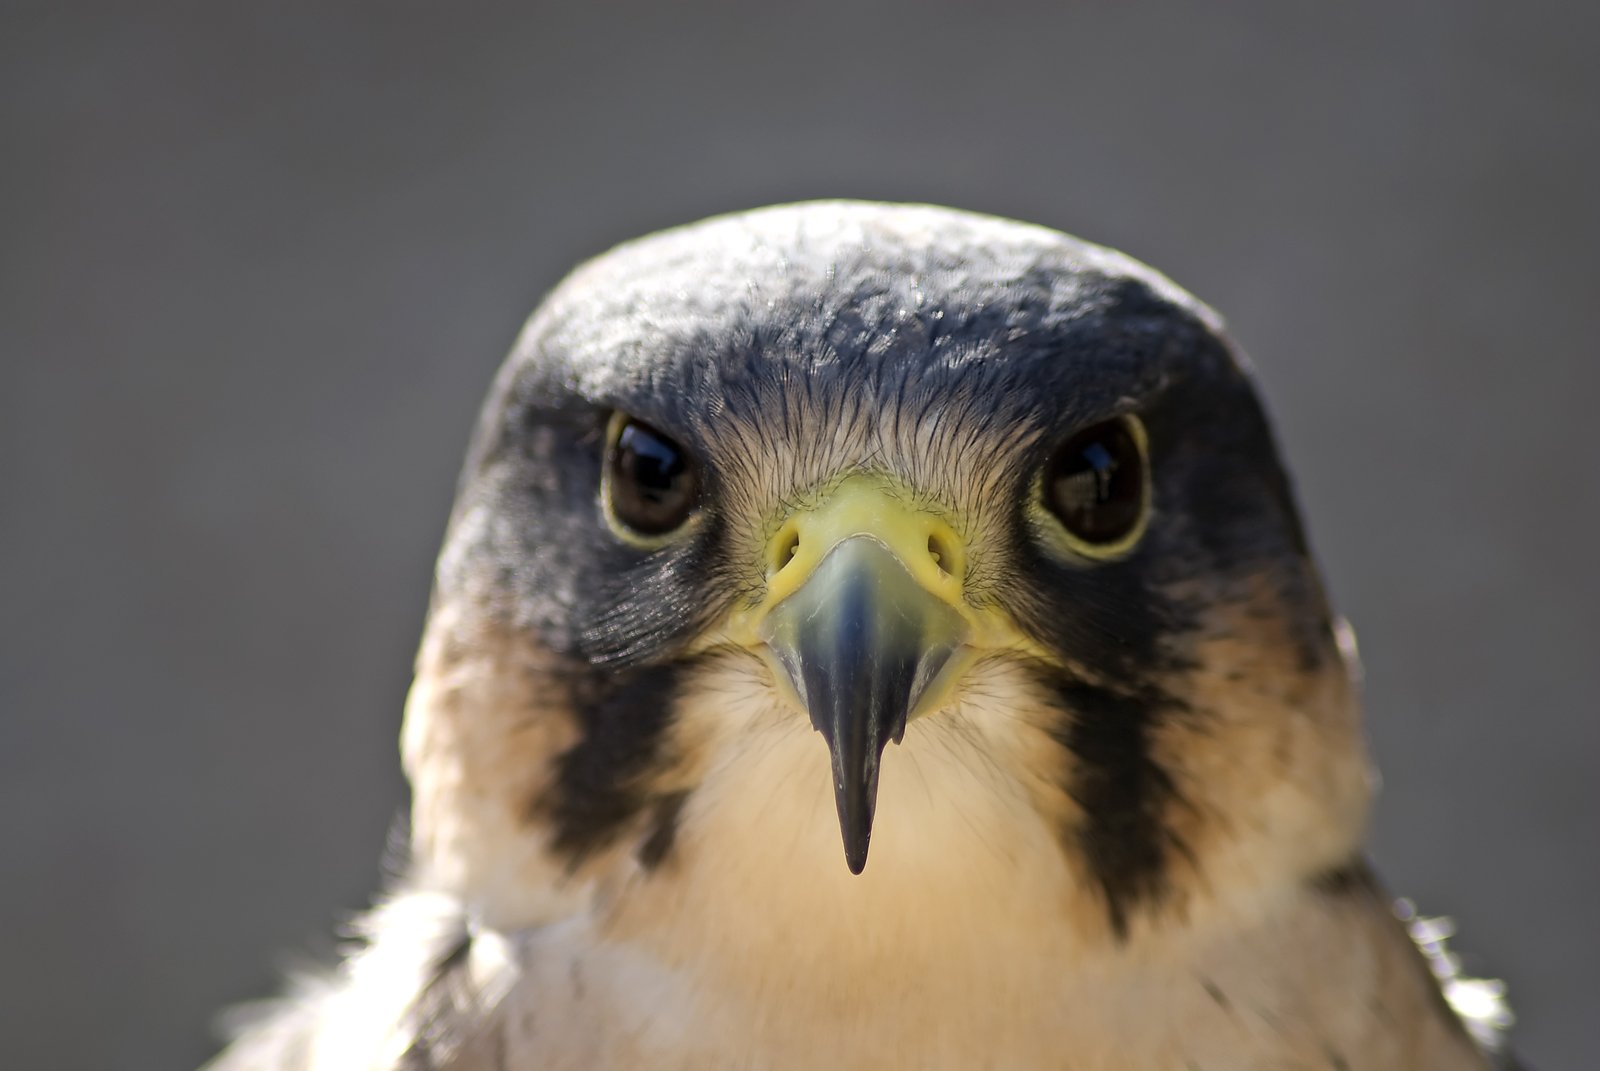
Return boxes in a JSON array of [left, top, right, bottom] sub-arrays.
[[725, 474, 1049, 711]]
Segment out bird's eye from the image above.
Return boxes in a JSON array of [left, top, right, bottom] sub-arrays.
[[1042, 415, 1150, 555], [604, 415, 699, 539]]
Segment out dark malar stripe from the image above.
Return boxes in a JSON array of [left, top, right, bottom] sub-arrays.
[[637, 790, 691, 870], [1045, 673, 1182, 937], [536, 659, 692, 865]]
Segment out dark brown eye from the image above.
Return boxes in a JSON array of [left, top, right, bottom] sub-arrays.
[[1043, 416, 1148, 551], [606, 417, 699, 537]]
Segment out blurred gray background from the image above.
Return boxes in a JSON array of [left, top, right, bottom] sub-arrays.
[[2, 2, 1595, 1068]]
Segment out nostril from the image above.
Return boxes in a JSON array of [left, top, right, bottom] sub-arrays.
[[927, 533, 954, 577], [772, 527, 801, 574]]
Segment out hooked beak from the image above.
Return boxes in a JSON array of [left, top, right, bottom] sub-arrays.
[[732, 477, 972, 874]]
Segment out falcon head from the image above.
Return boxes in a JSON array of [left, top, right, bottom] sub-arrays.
[[403, 202, 1370, 945]]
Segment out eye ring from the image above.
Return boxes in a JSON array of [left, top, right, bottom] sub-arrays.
[[1038, 414, 1151, 559], [601, 412, 700, 544]]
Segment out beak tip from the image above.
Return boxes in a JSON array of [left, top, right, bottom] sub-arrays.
[[836, 790, 875, 875]]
